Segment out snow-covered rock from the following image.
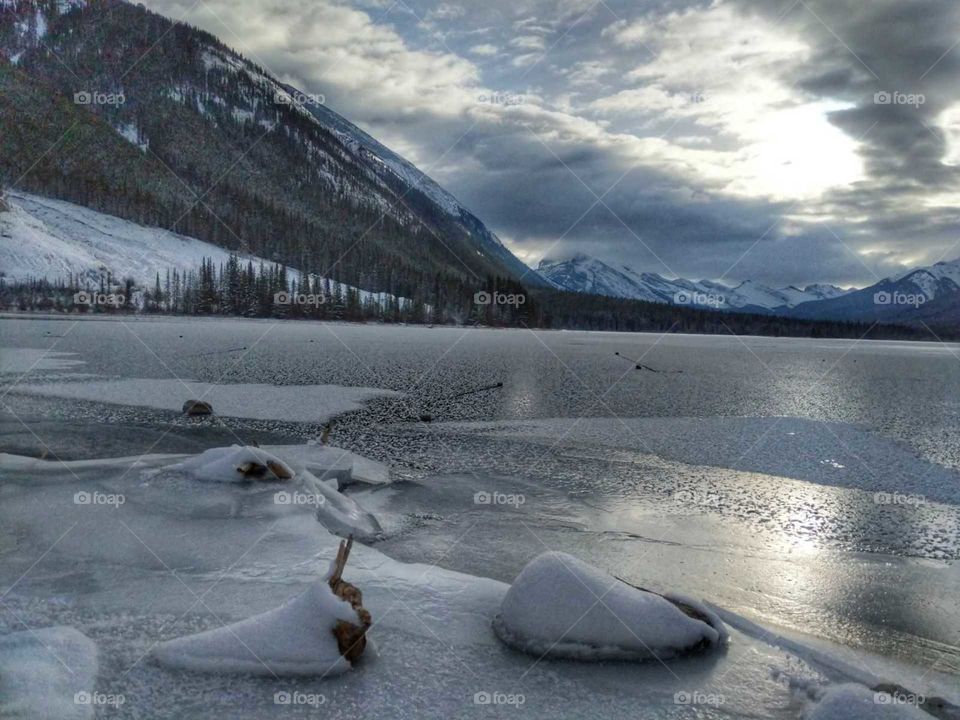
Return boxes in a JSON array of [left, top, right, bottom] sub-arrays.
[[174, 445, 294, 483], [493, 552, 726, 661], [0, 626, 100, 720], [152, 579, 367, 676]]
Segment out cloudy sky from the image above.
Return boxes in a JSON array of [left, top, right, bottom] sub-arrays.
[[147, 0, 960, 288]]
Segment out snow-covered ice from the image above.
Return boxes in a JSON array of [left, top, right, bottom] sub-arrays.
[[0, 626, 99, 720], [18, 377, 397, 422], [494, 551, 725, 661], [0, 347, 85, 374]]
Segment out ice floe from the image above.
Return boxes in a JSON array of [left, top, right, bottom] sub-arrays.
[[16, 377, 398, 421]]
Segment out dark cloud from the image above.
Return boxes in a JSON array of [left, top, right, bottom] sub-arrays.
[[147, 0, 960, 287]]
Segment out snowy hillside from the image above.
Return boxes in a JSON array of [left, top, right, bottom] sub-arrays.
[[537, 254, 851, 312], [0, 190, 406, 307]]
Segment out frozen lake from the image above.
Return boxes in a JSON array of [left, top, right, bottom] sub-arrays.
[[1, 315, 958, 718]]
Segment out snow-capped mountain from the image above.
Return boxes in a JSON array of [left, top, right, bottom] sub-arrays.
[[788, 257, 960, 326], [537, 254, 851, 312], [0, 0, 545, 297]]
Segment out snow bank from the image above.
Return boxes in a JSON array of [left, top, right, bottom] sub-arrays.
[[803, 683, 929, 719], [0, 626, 99, 720], [152, 579, 365, 676], [18, 377, 398, 422], [493, 552, 725, 661], [175, 445, 294, 483]]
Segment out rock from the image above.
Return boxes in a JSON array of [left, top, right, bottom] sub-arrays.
[[182, 399, 213, 416]]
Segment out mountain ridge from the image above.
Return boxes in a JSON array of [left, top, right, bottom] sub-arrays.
[[0, 0, 545, 308], [537, 254, 852, 312]]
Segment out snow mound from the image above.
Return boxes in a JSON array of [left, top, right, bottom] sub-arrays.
[[493, 552, 725, 661], [0, 626, 99, 720], [175, 445, 294, 483], [803, 683, 930, 719], [152, 580, 365, 676]]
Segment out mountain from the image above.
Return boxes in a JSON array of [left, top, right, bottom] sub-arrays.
[[787, 258, 960, 327], [0, 0, 544, 307], [537, 254, 851, 312]]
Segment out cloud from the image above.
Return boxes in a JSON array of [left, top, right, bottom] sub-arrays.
[[469, 43, 500, 56], [141, 0, 960, 287]]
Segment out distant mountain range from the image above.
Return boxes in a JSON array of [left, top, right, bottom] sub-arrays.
[[538, 254, 851, 311], [0, 0, 544, 306], [538, 253, 959, 326]]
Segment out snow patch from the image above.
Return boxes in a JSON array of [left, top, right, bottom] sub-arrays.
[[17, 377, 398, 422]]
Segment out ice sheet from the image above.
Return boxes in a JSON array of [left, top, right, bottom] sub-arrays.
[[0, 626, 99, 720], [429, 416, 960, 504]]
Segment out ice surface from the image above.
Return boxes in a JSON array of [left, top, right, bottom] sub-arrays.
[[0, 445, 955, 718], [494, 551, 724, 661], [437, 416, 960, 504], [0, 626, 99, 720], [152, 580, 361, 676], [0, 347, 85, 374], [18, 377, 398, 421]]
